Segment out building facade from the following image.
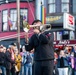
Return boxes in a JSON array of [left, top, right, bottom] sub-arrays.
[[0, 0, 35, 47], [35, 0, 76, 49]]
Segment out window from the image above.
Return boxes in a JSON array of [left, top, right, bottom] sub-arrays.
[[10, 9, 17, 30], [10, 9, 28, 31], [48, 4, 55, 13], [57, 32, 62, 40], [48, 0, 55, 3], [2, 10, 8, 31], [62, 31, 69, 40], [48, 0, 56, 13], [2, 9, 28, 31], [62, 0, 69, 2], [70, 31, 75, 40], [20, 9, 28, 30], [61, 0, 69, 12], [20, 9, 28, 21]]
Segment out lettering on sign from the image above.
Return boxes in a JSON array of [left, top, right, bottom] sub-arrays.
[[68, 15, 74, 25], [58, 40, 70, 45], [46, 16, 61, 22]]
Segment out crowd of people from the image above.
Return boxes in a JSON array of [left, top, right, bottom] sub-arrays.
[[0, 43, 34, 75], [54, 45, 76, 75], [0, 43, 76, 75]]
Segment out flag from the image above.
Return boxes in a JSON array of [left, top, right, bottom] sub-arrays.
[[41, 5, 46, 24], [8, 16, 13, 27]]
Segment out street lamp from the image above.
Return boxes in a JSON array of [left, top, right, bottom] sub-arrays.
[[17, 0, 20, 52]]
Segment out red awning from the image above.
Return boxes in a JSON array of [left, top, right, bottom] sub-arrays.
[[0, 31, 33, 41]]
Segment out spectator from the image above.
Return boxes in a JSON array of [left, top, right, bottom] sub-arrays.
[[5, 47, 15, 75], [57, 50, 69, 75], [14, 49, 22, 75], [0, 46, 6, 75], [70, 45, 76, 75], [24, 52, 33, 75]]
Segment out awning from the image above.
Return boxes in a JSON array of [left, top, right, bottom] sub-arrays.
[[0, 31, 33, 41]]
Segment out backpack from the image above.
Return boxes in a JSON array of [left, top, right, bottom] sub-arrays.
[[26, 54, 33, 64]]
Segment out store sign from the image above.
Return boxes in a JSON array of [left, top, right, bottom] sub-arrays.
[[63, 13, 75, 31], [46, 16, 62, 23], [54, 40, 76, 46], [54, 40, 70, 45], [58, 40, 70, 45]]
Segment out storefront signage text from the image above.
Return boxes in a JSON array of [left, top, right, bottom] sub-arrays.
[[46, 16, 61, 22]]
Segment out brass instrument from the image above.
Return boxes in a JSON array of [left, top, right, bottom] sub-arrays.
[[23, 23, 51, 32]]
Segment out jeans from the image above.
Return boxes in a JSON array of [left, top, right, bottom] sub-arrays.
[[58, 67, 68, 75], [0, 66, 6, 75], [24, 63, 32, 75], [20, 65, 24, 75], [72, 69, 76, 75]]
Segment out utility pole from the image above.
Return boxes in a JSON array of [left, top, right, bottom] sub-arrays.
[[17, 0, 20, 52]]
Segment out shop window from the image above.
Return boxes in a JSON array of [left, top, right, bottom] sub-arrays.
[[57, 32, 62, 40], [62, 31, 69, 40], [70, 31, 75, 40]]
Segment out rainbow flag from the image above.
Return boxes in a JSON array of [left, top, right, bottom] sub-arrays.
[[41, 5, 46, 24], [8, 16, 13, 27]]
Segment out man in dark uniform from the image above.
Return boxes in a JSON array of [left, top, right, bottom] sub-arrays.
[[25, 20, 54, 75]]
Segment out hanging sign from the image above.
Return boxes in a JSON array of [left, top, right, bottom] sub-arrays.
[[63, 13, 75, 31]]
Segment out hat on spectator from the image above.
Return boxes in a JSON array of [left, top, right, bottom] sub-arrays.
[[11, 43, 17, 46]]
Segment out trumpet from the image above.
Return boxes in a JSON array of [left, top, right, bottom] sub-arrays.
[[23, 22, 51, 32]]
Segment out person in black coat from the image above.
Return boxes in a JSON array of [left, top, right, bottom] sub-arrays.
[[5, 47, 15, 75], [0, 46, 6, 75], [25, 20, 54, 75]]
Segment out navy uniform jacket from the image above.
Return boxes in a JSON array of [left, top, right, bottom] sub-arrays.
[[25, 31, 54, 61]]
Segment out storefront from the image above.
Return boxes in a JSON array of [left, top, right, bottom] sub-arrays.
[[54, 40, 76, 53]]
